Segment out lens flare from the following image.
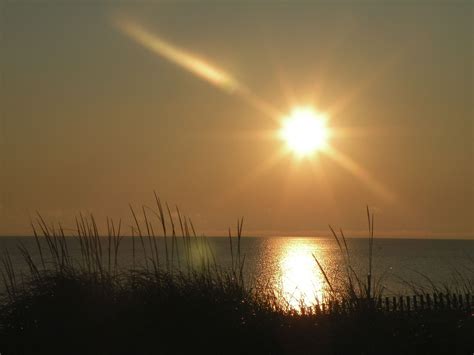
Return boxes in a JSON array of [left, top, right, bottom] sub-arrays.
[[113, 17, 238, 92]]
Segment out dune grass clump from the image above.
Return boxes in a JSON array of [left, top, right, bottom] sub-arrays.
[[0, 198, 473, 355], [0, 267, 279, 355], [311, 206, 385, 311], [0, 197, 276, 354]]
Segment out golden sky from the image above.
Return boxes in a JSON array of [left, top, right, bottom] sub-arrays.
[[1, 2, 472, 237]]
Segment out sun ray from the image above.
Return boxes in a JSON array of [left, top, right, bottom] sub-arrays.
[[307, 157, 341, 219], [325, 51, 403, 120], [324, 146, 396, 203], [212, 146, 289, 208]]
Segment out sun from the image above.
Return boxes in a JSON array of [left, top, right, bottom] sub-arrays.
[[280, 107, 330, 157]]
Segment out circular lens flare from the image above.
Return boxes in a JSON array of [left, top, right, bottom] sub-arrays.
[[280, 107, 329, 157]]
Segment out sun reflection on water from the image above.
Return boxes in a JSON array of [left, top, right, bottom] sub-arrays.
[[276, 239, 325, 309]]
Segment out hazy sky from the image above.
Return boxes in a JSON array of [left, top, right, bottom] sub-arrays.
[[1, 1, 472, 237]]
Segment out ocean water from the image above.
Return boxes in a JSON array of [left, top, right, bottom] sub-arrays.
[[1, 236, 473, 307]]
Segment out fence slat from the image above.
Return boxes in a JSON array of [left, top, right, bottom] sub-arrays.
[[452, 293, 458, 309], [311, 293, 473, 316]]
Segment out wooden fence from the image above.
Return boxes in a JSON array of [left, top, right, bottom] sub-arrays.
[[312, 293, 473, 315]]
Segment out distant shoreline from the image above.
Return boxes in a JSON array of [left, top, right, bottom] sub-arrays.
[[1, 235, 474, 241]]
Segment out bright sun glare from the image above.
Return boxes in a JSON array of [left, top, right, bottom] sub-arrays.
[[280, 107, 329, 157]]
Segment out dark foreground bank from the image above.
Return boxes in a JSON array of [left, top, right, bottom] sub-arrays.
[[1, 209, 473, 355], [1, 268, 473, 355]]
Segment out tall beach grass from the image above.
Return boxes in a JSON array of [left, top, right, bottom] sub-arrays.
[[0, 197, 472, 355]]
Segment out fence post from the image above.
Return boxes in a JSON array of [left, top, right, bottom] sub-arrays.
[[406, 296, 411, 312], [420, 295, 425, 310], [452, 293, 458, 309], [426, 294, 432, 310], [458, 294, 464, 311], [392, 296, 397, 311], [413, 295, 418, 311]]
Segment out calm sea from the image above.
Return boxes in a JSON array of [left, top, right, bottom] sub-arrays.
[[1, 236, 473, 307]]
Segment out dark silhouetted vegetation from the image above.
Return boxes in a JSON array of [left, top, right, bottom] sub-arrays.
[[0, 199, 473, 354]]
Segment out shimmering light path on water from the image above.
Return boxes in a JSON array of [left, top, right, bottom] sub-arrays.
[[1, 237, 473, 308]]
